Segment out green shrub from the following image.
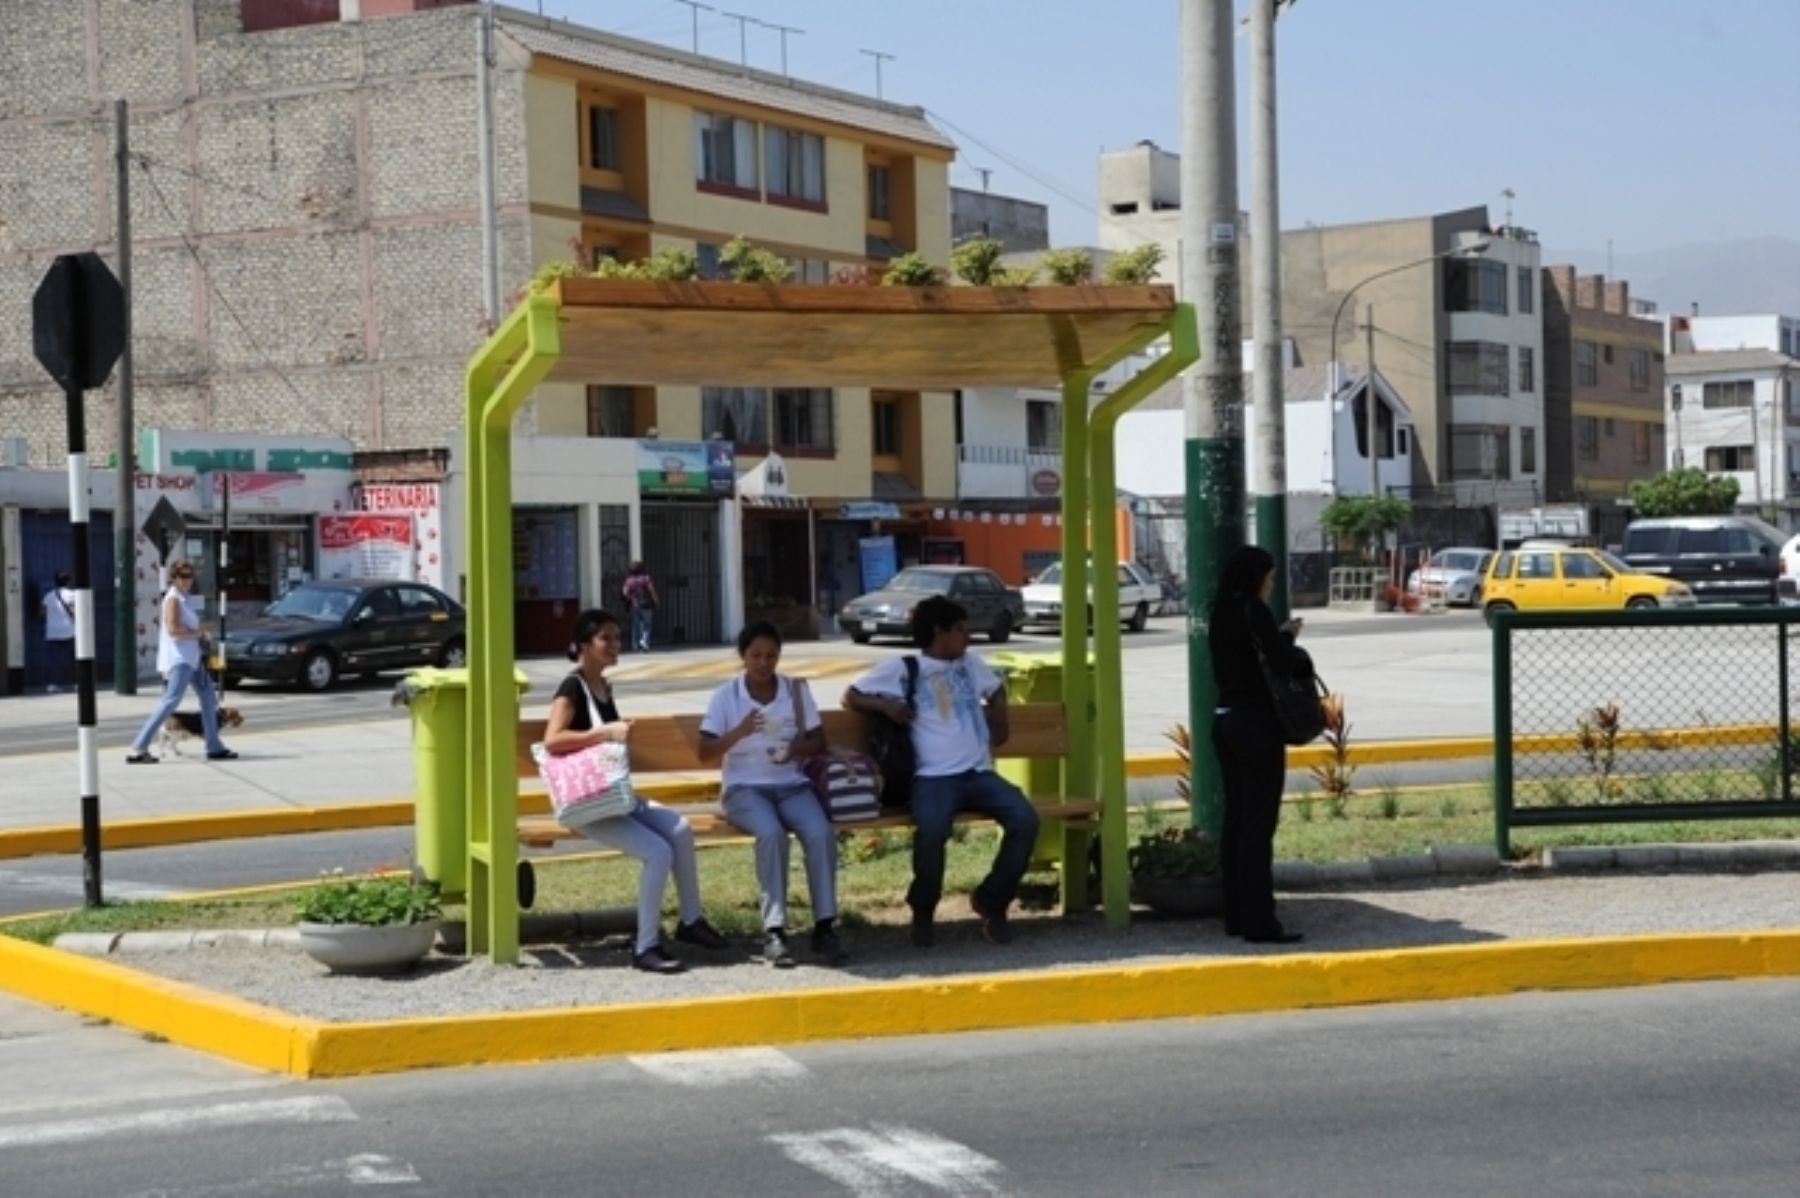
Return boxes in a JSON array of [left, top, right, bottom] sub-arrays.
[[1040, 248, 1094, 285], [1127, 826, 1220, 881], [949, 238, 1007, 285], [720, 235, 793, 283], [880, 252, 942, 287], [294, 871, 440, 927], [1104, 243, 1166, 284]]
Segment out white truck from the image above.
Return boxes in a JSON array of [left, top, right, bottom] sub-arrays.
[[1020, 560, 1162, 633]]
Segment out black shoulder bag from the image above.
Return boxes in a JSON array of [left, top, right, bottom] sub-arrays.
[[1247, 603, 1329, 746], [865, 655, 921, 808]]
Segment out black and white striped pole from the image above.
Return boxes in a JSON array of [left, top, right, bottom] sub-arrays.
[[32, 253, 125, 908]]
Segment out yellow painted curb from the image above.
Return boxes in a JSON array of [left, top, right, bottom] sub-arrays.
[[6, 928, 1800, 1078]]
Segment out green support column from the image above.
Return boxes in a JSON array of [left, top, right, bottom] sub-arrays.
[[1186, 435, 1242, 838], [1058, 374, 1094, 816], [464, 295, 560, 964], [1255, 495, 1288, 624]]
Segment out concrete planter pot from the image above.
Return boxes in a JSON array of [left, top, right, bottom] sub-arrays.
[[297, 919, 440, 975], [1130, 876, 1224, 918]]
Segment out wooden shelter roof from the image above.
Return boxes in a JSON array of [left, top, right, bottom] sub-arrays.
[[537, 280, 1182, 390]]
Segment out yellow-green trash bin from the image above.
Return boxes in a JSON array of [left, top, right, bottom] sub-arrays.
[[990, 650, 1096, 869], [404, 666, 530, 897]]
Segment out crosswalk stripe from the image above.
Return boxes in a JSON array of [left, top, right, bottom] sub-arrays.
[[628, 1046, 809, 1087], [0, 1096, 357, 1151], [768, 1125, 1006, 1195], [0, 870, 193, 901]]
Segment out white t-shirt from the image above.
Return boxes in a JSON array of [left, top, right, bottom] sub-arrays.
[[41, 588, 75, 642], [156, 589, 202, 675], [700, 675, 822, 790], [853, 653, 1001, 777]]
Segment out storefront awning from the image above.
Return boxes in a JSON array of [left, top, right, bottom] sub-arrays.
[[740, 494, 809, 510]]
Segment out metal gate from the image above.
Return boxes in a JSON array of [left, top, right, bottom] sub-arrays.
[[20, 510, 117, 689], [641, 503, 720, 646]]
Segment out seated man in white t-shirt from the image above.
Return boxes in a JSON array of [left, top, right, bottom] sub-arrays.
[[845, 596, 1040, 947]]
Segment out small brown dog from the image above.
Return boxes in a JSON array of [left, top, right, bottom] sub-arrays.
[[158, 707, 245, 756]]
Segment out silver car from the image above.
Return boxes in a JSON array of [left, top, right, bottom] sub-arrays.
[[1405, 547, 1494, 607]]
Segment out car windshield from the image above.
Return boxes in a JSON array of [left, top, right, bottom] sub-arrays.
[[886, 570, 954, 594], [265, 586, 356, 623], [1598, 551, 1633, 574], [1034, 563, 1063, 585]]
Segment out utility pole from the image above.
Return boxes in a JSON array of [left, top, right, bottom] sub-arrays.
[[762, 21, 802, 77], [860, 48, 894, 99], [1180, 0, 1244, 836], [672, 0, 712, 54], [113, 99, 137, 695], [721, 11, 753, 66], [1249, 0, 1287, 621], [1366, 306, 1379, 498], [476, 1, 501, 327]]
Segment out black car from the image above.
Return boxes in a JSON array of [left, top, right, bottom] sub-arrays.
[[1618, 516, 1786, 606], [221, 580, 466, 691], [839, 566, 1026, 644]]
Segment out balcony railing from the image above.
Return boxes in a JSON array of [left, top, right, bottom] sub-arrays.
[[956, 444, 1063, 499]]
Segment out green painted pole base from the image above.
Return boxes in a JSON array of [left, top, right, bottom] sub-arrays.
[[1253, 493, 1288, 624], [1186, 437, 1243, 840]]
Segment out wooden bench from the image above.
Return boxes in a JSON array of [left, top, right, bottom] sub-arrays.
[[510, 703, 1098, 913]]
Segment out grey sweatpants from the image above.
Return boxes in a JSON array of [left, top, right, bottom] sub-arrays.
[[722, 781, 838, 931]]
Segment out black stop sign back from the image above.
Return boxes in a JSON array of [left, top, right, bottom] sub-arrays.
[[33, 252, 124, 392]]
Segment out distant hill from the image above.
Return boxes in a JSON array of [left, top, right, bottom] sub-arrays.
[[1546, 236, 1800, 317]]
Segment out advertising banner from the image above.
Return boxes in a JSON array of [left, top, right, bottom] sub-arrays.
[[859, 536, 899, 594], [637, 440, 735, 497], [319, 514, 415, 581]]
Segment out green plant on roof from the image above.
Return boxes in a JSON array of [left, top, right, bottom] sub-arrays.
[[1041, 248, 1095, 286], [720, 235, 793, 283], [879, 252, 943, 287], [950, 238, 1007, 285], [1104, 243, 1166, 284]]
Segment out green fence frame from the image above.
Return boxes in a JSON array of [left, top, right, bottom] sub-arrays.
[[1491, 605, 1800, 856]]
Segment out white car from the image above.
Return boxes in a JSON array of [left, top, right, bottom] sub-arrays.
[[1780, 534, 1800, 601], [1020, 561, 1161, 632], [1404, 547, 1495, 608]]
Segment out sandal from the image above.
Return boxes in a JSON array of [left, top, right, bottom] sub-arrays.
[[125, 752, 157, 765]]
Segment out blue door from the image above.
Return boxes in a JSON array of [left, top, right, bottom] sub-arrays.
[[21, 510, 117, 689]]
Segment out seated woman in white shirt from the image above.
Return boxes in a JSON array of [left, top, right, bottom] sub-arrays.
[[699, 620, 846, 969]]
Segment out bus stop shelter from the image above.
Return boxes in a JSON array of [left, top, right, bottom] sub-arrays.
[[463, 280, 1199, 963]]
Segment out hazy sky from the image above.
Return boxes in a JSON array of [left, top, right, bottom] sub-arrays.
[[549, 0, 1800, 254]]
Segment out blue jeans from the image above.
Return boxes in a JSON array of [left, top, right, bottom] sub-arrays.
[[130, 662, 228, 755], [723, 781, 838, 930], [629, 607, 653, 651], [908, 769, 1040, 918]]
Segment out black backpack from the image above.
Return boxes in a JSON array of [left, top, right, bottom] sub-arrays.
[[865, 655, 920, 808]]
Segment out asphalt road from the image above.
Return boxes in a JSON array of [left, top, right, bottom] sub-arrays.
[[4, 979, 1798, 1195]]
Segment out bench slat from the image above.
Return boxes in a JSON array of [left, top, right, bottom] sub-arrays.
[[518, 799, 1100, 849], [514, 702, 1068, 778]]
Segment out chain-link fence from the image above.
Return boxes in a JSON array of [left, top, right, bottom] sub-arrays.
[[1494, 607, 1800, 853]]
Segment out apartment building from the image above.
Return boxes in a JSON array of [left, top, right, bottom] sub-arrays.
[[0, 0, 957, 647], [1666, 349, 1800, 527], [1541, 267, 1666, 507], [1096, 141, 1546, 508]]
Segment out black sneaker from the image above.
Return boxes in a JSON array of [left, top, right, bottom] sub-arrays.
[[810, 925, 849, 967], [631, 946, 686, 974], [762, 931, 797, 969], [206, 749, 239, 761], [909, 909, 935, 949], [970, 893, 1013, 945], [673, 918, 730, 951]]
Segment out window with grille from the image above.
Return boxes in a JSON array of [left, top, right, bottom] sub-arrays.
[[1444, 341, 1511, 395], [1444, 259, 1508, 314], [1518, 266, 1534, 314], [1521, 426, 1536, 474], [1629, 348, 1650, 391], [1705, 445, 1754, 472], [1449, 423, 1512, 480], [1575, 341, 1598, 386], [585, 386, 634, 438], [1577, 416, 1600, 461], [1026, 400, 1061, 451], [1518, 345, 1534, 393], [1702, 380, 1754, 409], [773, 389, 834, 451]]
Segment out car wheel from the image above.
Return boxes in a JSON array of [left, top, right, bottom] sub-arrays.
[[301, 649, 338, 693], [1626, 596, 1658, 610], [989, 613, 1013, 644], [1128, 602, 1150, 633], [851, 631, 872, 645], [437, 637, 466, 668], [1483, 602, 1515, 628]]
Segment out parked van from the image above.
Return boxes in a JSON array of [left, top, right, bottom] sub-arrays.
[[1617, 516, 1786, 606]]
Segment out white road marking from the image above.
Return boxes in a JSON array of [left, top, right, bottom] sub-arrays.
[[767, 1125, 1007, 1195], [0, 870, 192, 901], [627, 1046, 809, 1088], [0, 1096, 356, 1151], [120, 1153, 420, 1194]]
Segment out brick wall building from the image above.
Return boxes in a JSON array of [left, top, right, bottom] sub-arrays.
[[0, 0, 531, 468], [1541, 266, 1666, 503]]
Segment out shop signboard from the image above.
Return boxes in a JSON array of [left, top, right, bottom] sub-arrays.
[[354, 483, 444, 590], [319, 514, 415, 581], [859, 536, 899, 594], [637, 440, 735, 497]]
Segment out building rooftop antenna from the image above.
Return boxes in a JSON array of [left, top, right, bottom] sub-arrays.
[[859, 48, 895, 99], [670, 0, 713, 55]]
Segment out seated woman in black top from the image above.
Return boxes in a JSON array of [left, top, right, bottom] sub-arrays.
[[1209, 545, 1308, 945], [542, 608, 730, 974]]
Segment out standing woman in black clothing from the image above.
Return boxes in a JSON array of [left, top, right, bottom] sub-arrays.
[[542, 608, 731, 973], [1208, 545, 1307, 944]]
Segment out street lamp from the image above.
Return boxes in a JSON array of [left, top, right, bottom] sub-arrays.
[[1325, 235, 1492, 497]]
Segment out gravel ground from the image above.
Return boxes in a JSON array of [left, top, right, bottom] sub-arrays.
[[107, 868, 1800, 1023]]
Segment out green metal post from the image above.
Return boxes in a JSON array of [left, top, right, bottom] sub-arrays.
[[1491, 608, 1513, 858], [464, 294, 560, 964], [1058, 373, 1093, 813], [1186, 435, 1240, 837], [1089, 306, 1199, 926], [1780, 623, 1792, 806]]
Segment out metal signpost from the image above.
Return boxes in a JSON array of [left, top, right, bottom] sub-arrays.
[[32, 252, 126, 907]]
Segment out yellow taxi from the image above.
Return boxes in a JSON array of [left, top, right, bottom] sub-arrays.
[[1482, 543, 1696, 624]]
